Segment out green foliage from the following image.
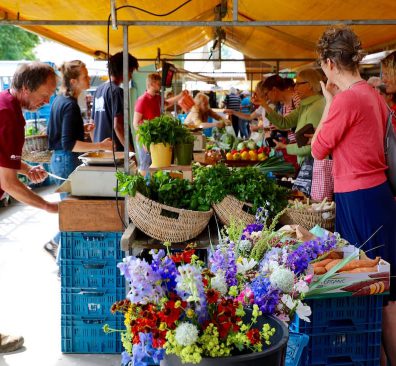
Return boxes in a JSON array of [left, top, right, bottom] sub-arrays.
[[175, 125, 195, 145], [137, 114, 181, 150], [0, 26, 39, 60], [115, 171, 150, 197]]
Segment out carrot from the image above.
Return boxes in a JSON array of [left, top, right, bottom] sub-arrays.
[[352, 281, 389, 296], [342, 266, 378, 273], [325, 259, 342, 272], [336, 257, 380, 272], [312, 259, 333, 268], [326, 251, 343, 260], [314, 267, 327, 275]]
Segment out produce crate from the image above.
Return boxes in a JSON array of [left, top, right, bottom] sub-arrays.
[[61, 315, 123, 353], [306, 330, 382, 365], [291, 295, 383, 335], [61, 287, 125, 317], [285, 332, 309, 366], [60, 259, 125, 289], [60, 232, 123, 260], [291, 295, 384, 365]]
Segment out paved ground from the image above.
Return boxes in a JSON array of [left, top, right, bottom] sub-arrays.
[[0, 186, 121, 366]]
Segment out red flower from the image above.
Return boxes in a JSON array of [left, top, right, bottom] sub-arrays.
[[158, 300, 181, 328], [152, 329, 167, 348], [170, 249, 195, 264], [246, 328, 261, 345], [206, 289, 220, 304]]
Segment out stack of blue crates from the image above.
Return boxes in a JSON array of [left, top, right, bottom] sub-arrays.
[[291, 295, 384, 366], [60, 231, 125, 353]]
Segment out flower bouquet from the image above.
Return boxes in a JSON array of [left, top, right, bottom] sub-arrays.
[[106, 245, 287, 366], [210, 208, 343, 323]]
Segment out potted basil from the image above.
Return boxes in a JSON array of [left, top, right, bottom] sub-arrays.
[[174, 125, 195, 165], [137, 115, 180, 168]]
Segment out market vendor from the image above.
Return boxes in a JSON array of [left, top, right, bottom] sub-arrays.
[[312, 26, 396, 365], [255, 69, 325, 165], [185, 92, 231, 129]]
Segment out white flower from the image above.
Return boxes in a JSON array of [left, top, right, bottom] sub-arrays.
[[211, 271, 228, 295], [270, 267, 295, 293], [281, 294, 295, 310], [261, 259, 279, 273], [296, 301, 311, 322], [294, 279, 310, 294], [237, 258, 257, 274], [238, 240, 252, 253], [175, 322, 199, 346]]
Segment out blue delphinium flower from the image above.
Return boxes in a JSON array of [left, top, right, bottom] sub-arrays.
[[119, 257, 164, 304], [150, 249, 178, 292], [209, 242, 237, 287], [176, 264, 207, 321], [241, 223, 264, 240], [121, 351, 132, 366], [131, 332, 164, 366], [250, 274, 280, 314], [286, 234, 338, 275]]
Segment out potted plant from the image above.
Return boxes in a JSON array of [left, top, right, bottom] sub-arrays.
[[137, 115, 181, 168], [174, 125, 195, 165]]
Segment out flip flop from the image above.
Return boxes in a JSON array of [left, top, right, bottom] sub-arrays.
[[43, 240, 59, 260]]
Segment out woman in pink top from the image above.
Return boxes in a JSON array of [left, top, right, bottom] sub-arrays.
[[312, 26, 396, 365]]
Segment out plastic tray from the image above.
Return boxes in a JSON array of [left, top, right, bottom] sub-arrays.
[[60, 232, 123, 260], [61, 315, 123, 353], [60, 259, 125, 289], [61, 287, 125, 317], [285, 332, 309, 366]]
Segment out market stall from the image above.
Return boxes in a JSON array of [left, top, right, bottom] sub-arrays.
[[1, 1, 396, 365]]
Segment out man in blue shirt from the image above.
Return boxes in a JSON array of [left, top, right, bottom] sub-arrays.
[[91, 52, 139, 151]]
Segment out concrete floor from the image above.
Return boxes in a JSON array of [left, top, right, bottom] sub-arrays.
[[0, 186, 121, 366]]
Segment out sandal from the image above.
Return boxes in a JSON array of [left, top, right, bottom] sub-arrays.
[[43, 240, 59, 260]]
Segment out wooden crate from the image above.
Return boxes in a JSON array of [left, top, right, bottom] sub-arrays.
[[59, 196, 125, 232]]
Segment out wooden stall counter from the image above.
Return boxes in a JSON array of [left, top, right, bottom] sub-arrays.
[[59, 196, 124, 232]]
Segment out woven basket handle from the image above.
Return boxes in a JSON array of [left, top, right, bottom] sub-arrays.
[[160, 208, 180, 220]]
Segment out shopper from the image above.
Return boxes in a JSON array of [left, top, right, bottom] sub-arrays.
[[223, 87, 241, 136], [0, 62, 59, 353], [238, 90, 251, 138], [184, 92, 229, 129], [255, 69, 325, 165], [45, 60, 112, 258], [312, 26, 396, 365], [132, 73, 187, 172], [91, 52, 139, 151]]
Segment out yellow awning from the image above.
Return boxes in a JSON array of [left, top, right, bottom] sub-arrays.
[[1, 0, 396, 70]]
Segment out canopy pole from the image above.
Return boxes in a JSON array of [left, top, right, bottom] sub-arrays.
[[233, 0, 238, 22], [123, 25, 130, 225]]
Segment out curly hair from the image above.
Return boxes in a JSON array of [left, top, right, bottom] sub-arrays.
[[317, 25, 365, 72]]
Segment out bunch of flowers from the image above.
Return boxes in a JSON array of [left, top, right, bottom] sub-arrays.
[[106, 244, 277, 365], [211, 210, 341, 323]]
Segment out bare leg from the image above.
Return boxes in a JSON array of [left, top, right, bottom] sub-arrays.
[[382, 301, 396, 365]]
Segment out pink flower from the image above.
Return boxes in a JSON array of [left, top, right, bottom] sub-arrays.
[[237, 287, 254, 305]]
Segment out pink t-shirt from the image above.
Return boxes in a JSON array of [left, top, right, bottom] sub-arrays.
[[312, 80, 388, 193], [134, 91, 161, 124]]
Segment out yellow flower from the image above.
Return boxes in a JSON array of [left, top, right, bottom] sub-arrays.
[[186, 309, 195, 318]]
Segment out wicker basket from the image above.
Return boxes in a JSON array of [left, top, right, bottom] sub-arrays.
[[284, 205, 336, 231], [212, 195, 256, 226], [127, 192, 213, 242], [23, 135, 48, 153]]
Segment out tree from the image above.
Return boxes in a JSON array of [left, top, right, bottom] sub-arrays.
[[0, 25, 40, 60]]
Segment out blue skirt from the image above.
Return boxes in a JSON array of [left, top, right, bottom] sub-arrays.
[[335, 181, 396, 300]]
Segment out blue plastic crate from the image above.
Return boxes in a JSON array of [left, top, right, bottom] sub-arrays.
[[61, 287, 125, 317], [60, 259, 125, 289], [286, 332, 309, 366], [60, 232, 123, 260], [307, 330, 382, 365], [291, 295, 383, 335], [61, 315, 123, 353]]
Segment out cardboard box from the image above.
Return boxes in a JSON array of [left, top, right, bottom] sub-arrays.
[[59, 196, 125, 232], [310, 245, 390, 296]]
